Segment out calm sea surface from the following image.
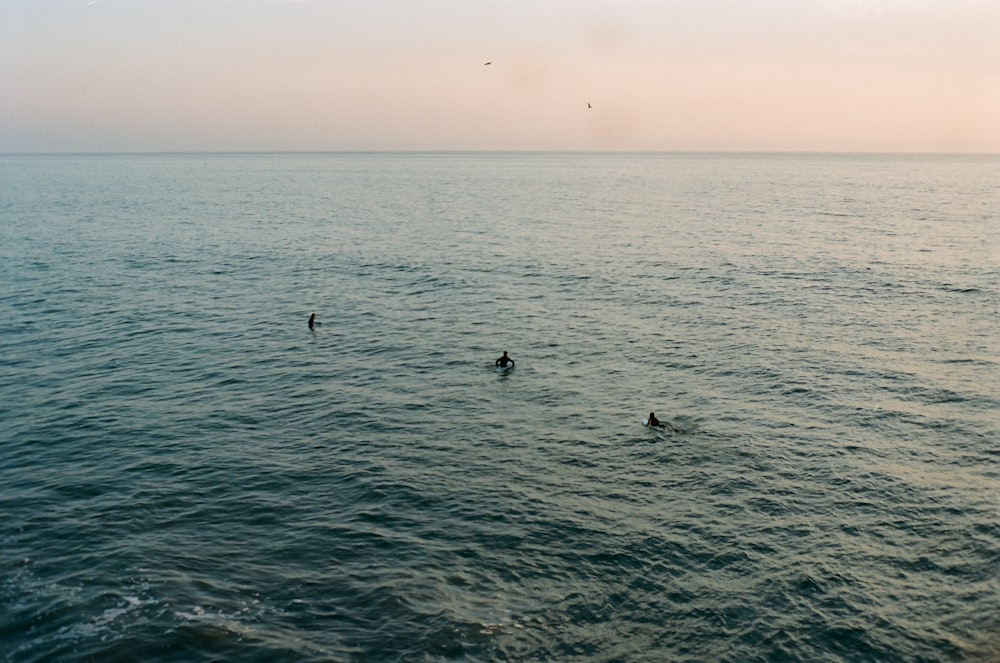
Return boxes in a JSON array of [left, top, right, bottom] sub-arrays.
[[1, 152, 997, 662]]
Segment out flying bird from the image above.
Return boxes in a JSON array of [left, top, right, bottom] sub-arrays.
[[484, 61, 492, 65], [588, 103, 592, 108]]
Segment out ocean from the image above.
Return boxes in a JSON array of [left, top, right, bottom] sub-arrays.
[[1, 152, 997, 662]]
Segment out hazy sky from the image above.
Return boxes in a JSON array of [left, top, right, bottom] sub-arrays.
[[2, 0, 998, 152]]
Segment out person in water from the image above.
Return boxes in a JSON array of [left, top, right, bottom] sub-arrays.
[[495, 351, 515, 368], [647, 412, 680, 432], [308, 312, 317, 330]]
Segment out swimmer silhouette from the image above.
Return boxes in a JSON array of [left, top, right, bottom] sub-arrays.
[[495, 351, 514, 368]]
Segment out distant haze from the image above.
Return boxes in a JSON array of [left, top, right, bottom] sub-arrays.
[[2, 0, 997, 153]]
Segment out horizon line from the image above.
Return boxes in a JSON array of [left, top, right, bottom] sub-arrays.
[[3, 149, 998, 158]]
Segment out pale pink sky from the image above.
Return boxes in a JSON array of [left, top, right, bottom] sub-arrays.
[[1, 0, 997, 152]]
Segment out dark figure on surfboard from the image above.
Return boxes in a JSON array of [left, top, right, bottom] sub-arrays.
[[495, 351, 515, 368], [308, 312, 317, 330], [647, 412, 679, 432]]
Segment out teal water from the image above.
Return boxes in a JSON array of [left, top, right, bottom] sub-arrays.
[[1, 153, 998, 661]]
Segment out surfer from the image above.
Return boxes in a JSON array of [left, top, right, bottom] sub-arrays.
[[647, 412, 680, 432], [308, 312, 316, 330], [495, 351, 515, 368]]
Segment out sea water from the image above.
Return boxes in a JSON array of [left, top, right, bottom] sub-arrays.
[[1, 152, 997, 662]]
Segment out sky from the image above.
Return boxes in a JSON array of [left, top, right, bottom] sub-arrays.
[[1, 0, 998, 153]]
